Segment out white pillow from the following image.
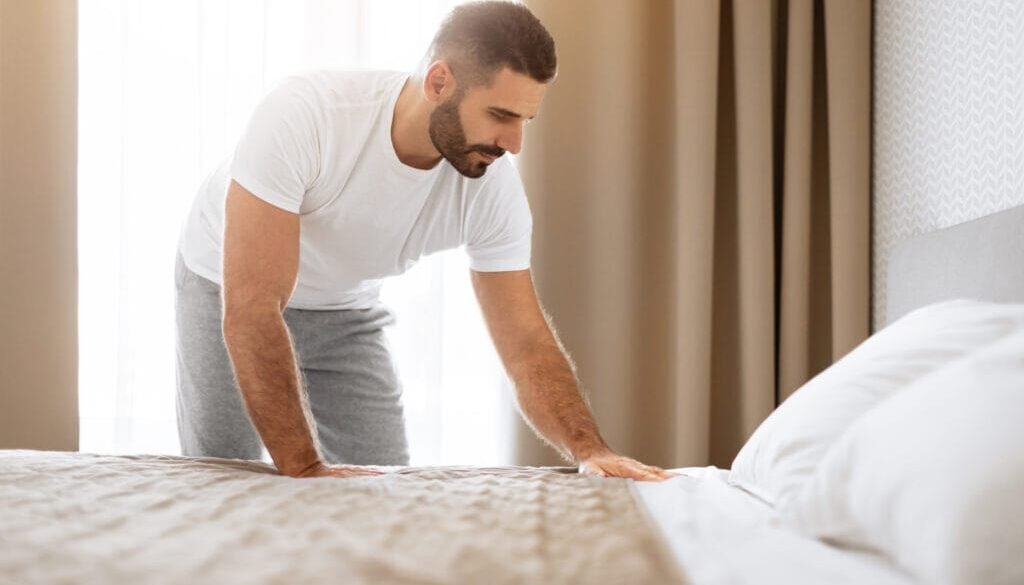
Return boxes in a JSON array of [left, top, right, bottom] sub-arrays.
[[729, 299, 1024, 507], [789, 328, 1024, 585]]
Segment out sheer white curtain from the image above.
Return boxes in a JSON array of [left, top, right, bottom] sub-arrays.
[[78, 0, 516, 465]]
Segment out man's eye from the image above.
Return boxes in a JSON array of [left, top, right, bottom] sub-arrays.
[[491, 112, 508, 121]]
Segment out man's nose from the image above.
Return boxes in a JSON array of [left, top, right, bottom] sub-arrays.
[[496, 124, 523, 155]]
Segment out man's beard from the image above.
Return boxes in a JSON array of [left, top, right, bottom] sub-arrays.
[[429, 94, 505, 179]]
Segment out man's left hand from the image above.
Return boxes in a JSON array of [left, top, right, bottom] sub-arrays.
[[578, 450, 676, 482]]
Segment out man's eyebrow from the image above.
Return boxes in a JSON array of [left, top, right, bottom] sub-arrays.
[[489, 106, 536, 120]]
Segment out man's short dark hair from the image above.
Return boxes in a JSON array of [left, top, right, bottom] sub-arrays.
[[430, 1, 557, 88]]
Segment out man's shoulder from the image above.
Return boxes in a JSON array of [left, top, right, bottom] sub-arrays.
[[278, 68, 408, 107], [468, 156, 524, 195], [442, 157, 528, 218]]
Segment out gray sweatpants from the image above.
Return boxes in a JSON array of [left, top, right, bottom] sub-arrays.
[[174, 252, 409, 465]]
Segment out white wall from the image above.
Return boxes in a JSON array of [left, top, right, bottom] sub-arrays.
[[873, 0, 1024, 330]]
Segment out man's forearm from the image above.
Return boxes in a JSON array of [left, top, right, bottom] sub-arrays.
[[223, 310, 322, 476], [510, 338, 609, 462]]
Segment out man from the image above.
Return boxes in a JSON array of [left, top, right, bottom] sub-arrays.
[[175, 1, 670, 481]]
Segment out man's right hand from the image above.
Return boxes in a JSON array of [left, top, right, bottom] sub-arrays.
[[293, 461, 384, 479]]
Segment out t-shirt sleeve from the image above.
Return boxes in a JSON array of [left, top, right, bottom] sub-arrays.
[[465, 162, 533, 272], [228, 77, 322, 214]]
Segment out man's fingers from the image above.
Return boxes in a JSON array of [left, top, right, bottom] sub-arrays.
[[579, 455, 676, 481], [627, 462, 674, 482], [651, 467, 676, 480], [341, 468, 384, 477], [633, 467, 665, 482], [578, 461, 608, 477], [319, 466, 384, 478]]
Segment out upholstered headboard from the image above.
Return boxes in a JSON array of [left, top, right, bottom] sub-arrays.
[[885, 204, 1024, 326]]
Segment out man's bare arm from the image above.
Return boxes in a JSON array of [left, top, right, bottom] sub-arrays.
[[470, 269, 671, 481], [221, 180, 377, 478], [478, 275, 607, 461]]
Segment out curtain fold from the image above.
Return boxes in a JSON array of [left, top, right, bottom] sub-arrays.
[[0, 0, 79, 450], [518, 0, 871, 468]]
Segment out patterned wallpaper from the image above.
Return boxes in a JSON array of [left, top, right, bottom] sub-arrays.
[[873, 0, 1024, 330]]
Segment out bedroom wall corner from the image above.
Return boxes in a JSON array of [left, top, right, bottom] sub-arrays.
[[0, 0, 79, 451]]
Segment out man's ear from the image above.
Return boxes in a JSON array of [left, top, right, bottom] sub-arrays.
[[422, 60, 456, 104]]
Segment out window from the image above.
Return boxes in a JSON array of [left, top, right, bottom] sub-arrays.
[[78, 0, 515, 465]]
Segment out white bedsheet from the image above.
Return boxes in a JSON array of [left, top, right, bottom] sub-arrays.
[[633, 466, 914, 585]]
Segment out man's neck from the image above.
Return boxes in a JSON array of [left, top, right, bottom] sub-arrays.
[[391, 77, 444, 170]]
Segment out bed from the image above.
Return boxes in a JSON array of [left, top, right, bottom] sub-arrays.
[[0, 453, 911, 585], [3, 204, 1023, 585]]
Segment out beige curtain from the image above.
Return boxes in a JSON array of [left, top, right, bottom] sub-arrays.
[[0, 0, 79, 450], [518, 0, 871, 468]]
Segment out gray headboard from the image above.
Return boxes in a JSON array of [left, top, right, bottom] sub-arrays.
[[885, 204, 1024, 326]]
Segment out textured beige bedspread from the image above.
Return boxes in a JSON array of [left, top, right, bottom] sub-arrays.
[[0, 450, 683, 585]]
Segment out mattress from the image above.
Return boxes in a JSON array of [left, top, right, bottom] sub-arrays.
[[0, 450, 682, 585], [632, 466, 915, 585]]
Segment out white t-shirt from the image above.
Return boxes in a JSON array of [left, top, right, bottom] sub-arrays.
[[178, 69, 533, 310]]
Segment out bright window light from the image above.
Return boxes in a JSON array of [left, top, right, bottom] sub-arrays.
[[78, 0, 515, 465]]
